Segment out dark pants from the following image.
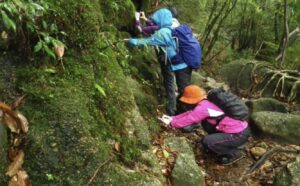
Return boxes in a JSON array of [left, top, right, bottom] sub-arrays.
[[201, 122, 251, 157], [158, 53, 192, 116]]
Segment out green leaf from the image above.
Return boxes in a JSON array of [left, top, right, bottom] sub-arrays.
[[59, 31, 67, 36], [163, 150, 169, 159], [1, 10, 16, 32], [26, 22, 35, 32], [43, 45, 56, 59], [44, 68, 57, 74], [50, 23, 58, 32], [95, 83, 106, 97], [31, 2, 45, 12], [42, 20, 47, 29], [34, 41, 43, 53], [12, 0, 25, 9]]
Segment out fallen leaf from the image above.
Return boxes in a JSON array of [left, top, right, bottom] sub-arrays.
[[17, 170, 31, 186], [163, 149, 169, 159], [3, 113, 19, 133], [17, 112, 29, 133], [8, 148, 19, 161], [8, 170, 31, 186], [8, 175, 18, 186], [152, 147, 158, 154], [114, 142, 120, 152], [161, 168, 167, 175], [6, 150, 25, 177], [11, 95, 26, 110]]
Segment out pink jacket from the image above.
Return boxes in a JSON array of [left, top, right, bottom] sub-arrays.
[[171, 100, 248, 133]]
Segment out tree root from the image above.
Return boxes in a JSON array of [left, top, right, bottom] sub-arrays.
[[242, 146, 299, 178]]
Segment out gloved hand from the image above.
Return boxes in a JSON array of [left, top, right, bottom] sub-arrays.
[[139, 12, 148, 21], [158, 114, 172, 127], [135, 12, 140, 21]]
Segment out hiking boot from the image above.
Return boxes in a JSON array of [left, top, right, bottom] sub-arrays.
[[216, 151, 245, 165]]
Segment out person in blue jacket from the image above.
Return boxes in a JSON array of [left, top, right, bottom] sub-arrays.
[[128, 8, 192, 116]]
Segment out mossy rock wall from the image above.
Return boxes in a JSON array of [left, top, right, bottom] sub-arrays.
[[0, 124, 7, 184], [0, 0, 163, 185]]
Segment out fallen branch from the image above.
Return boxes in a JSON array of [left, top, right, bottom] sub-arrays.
[[87, 158, 112, 186]]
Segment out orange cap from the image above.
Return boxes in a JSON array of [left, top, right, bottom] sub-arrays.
[[179, 85, 207, 104]]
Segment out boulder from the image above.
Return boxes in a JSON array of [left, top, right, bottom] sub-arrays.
[[246, 98, 288, 113], [251, 111, 300, 144], [274, 155, 300, 186], [164, 137, 205, 186]]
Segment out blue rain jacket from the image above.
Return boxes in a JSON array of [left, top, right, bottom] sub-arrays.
[[129, 8, 187, 71]]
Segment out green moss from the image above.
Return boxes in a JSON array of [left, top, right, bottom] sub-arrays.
[[0, 124, 7, 185], [0, 0, 163, 184]]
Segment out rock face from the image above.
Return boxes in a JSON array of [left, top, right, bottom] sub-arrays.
[[164, 137, 205, 186], [0, 123, 7, 183], [251, 111, 300, 144], [274, 155, 300, 186]]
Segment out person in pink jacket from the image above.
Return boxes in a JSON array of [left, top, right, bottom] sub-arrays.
[[159, 85, 251, 165]]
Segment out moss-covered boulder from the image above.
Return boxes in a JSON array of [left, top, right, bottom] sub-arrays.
[[246, 98, 288, 113], [164, 137, 205, 186], [220, 60, 300, 102], [251, 111, 300, 144], [100, 163, 163, 186], [274, 155, 300, 186]]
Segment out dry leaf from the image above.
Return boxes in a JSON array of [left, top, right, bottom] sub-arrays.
[[17, 112, 29, 133], [8, 175, 18, 186], [11, 95, 26, 110], [16, 170, 31, 186], [152, 147, 158, 154], [114, 142, 121, 152], [161, 168, 168, 175], [6, 150, 25, 177], [54, 45, 65, 58], [8, 148, 19, 161], [3, 113, 19, 133], [8, 170, 31, 186], [1, 31, 8, 40]]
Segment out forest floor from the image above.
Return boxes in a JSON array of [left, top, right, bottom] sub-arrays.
[[153, 127, 300, 186]]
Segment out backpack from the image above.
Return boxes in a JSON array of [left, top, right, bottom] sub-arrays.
[[207, 88, 249, 121], [171, 25, 202, 69]]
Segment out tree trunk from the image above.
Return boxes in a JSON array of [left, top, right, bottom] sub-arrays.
[[205, 0, 238, 59], [278, 0, 289, 66]]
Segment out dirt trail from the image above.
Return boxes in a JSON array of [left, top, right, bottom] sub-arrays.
[[153, 127, 299, 186]]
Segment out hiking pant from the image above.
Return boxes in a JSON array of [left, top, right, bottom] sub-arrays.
[[160, 60, 176, 116], [201, 122, 251, 157], [160, 62, 192, 116]]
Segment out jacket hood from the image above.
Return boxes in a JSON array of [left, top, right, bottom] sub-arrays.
[[151, 8, 172, 28]]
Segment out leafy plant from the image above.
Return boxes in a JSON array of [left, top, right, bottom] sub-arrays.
[[95, 83, 106, 97], [0, 0, 66, 59]]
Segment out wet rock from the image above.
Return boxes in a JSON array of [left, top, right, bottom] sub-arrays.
[[274, 155, 300, 186], [250, 147, 267, 159], [164, 137, 205, 186], [251, 111, 300, 144], [246, 98, 288, 113]]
